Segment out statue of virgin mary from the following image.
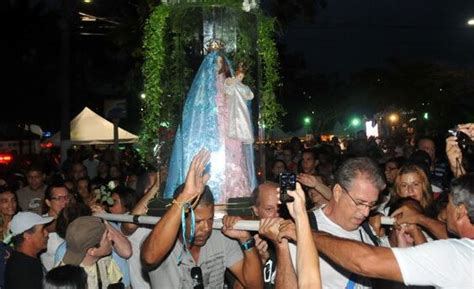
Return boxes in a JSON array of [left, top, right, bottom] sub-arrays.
[[163, 46, 257, 203]]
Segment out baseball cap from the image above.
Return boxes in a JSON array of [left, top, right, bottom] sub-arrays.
[[62, 216, 106, 266], [9, 212, 53, 236]]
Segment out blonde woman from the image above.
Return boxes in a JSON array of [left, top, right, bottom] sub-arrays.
[[394, 164, 433, 209], [391, 164, 448, 239]]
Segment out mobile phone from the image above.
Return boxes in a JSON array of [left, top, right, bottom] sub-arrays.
[[279, 172, 296, 203]]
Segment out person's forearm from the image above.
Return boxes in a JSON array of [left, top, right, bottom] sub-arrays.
[[417, 215, 448, 239], [274, 240, 297, 289], [141, 202, 182, 267], [122, 185, 158, 236], [113, 232, 132, 259], [296, 215, 321, 289], [311, 183, 332, 200], [412, 228, 427, 245], [241, 245, 264, 289], [313, 232, 403, 282]]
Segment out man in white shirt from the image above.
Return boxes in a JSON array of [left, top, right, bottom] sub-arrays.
[[281, 173, 474, 289], [275, 157, 386, 289]]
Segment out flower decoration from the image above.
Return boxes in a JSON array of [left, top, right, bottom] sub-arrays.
[[94, 181, 116, 206]]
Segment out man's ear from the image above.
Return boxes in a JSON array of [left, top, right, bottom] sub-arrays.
[[251, 206, 259, 217], [45, 199, 51, 209], [333, 184, 342, 203], [87, 247, 99, 258]]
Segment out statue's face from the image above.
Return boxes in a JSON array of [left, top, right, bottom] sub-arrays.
[[216, 56, 223, 72], [236, 71, 245, 81]]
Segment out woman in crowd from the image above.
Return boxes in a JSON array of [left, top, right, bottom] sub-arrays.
[[0, 186, 17, 241], [394, 164, 433, 209], [391, 164, 448, 239], [270, 159, 287, 183], [75, 177, 96, 208], [385, 157, 405, 192]]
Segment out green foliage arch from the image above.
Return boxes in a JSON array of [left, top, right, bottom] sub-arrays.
[[140, 1, 283, 162]]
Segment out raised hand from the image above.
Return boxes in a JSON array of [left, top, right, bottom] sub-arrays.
[[457, 123, 474, 140], [394, 224, 415, 248], [285, 183, 307, 221], [446, 136, 464, 177], [391, 204, 422, 226], [297, 173, 319, 188], [178, 149, 211, 203]]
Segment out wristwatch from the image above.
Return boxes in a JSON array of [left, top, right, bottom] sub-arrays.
[[240, 237, 256, 251]]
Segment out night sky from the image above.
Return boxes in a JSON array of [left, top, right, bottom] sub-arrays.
[[2, 0, 474, 136], [284, 0, 474, 74]]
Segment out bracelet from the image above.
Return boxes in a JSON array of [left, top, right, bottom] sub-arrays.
[[240, 237, 255, 251]]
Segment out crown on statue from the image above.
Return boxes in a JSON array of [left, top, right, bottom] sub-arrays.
[[205, 39, 226, 53]]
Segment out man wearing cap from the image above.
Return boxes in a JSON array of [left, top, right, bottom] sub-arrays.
[[60, 216, 125, 289], [5, 212, 53, 289]]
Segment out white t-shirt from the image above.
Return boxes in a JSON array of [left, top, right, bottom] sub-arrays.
[[392, 238, 474, 289], [40, 232, 64, 271], [304, 207, 377, 289], [127, 227, 152, 289]]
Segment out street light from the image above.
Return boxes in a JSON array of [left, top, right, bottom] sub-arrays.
[[468, 19, 474, 26], [423, 112, 429, 120], [303, 116, 311, 125], [388, 113, 399, 123], [351, 117, 361, 127]]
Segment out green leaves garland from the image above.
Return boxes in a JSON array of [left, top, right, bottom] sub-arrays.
[[140, 3, 282, 162], [140, 5, 170, 161], [257, 15, 285, 128]]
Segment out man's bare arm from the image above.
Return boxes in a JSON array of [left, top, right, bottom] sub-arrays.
[[141, 150, 210, 268], [274, 240, 298, 289], [313, 232, 403, 282]]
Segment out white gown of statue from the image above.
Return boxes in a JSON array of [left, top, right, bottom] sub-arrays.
[[225, 78, 254, 144]]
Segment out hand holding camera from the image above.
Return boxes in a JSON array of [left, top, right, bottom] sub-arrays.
[[279, 172, 296, 203], [447, 124, 474, 176]]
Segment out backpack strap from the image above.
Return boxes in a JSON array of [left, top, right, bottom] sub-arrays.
[[307, 211, 318, 231], [361, 221, 380, 246]]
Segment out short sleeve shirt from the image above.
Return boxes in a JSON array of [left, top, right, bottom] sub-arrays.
[[311, 207, 376, 289], [392, 238, 474, 289], [148, 230, 243, 289]]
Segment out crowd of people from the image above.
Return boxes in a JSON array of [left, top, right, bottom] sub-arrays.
[[0, 123, 472, 289]]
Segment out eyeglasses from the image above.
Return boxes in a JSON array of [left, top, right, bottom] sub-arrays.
[[50, 195, 70, 202], [338, 184, 377, 211], [190, 266, 204, 289]]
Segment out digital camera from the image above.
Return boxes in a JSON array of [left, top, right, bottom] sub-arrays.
[[449, 128, 474, 172]]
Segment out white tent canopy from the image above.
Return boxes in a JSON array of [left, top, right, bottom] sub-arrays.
[[48, 107, 138, 145]]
